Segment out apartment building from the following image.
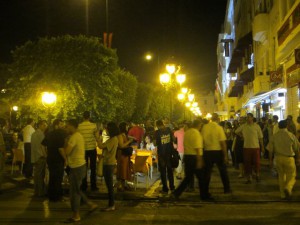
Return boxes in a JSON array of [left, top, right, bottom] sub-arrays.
[[216, 0, 300, 121]]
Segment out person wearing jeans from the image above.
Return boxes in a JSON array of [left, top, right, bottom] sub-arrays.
[[64, 119, 98, 223], [97, 122, 119, 211]]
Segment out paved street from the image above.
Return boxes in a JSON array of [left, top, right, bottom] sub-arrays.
[[1, 159, 300, 225]]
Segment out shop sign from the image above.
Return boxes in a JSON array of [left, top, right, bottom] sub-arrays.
[[270, 71, 282, 83]]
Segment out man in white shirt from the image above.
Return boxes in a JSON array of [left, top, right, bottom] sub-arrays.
[[22, 118, 35, 178], [78, 111, 99, 191], [201, 113, 231, 200], [235, 113, 264, 183], [268, 120, 300, 200], [31, 120, 48, 197]]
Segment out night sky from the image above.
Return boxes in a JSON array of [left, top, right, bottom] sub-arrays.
[[0, 0, 227, 91]]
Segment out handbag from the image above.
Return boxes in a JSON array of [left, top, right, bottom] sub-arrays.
[[170, 149, 180, 168], [122, 146, 133, 156]]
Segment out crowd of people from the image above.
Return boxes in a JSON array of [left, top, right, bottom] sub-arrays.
[[0, 111, 300, 222]]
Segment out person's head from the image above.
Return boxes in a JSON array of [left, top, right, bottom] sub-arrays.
[[37, 120, 48, 132], [156, 120, 164, 129], [192, 119, 202, 130], [27, 118, 34, 126], [145, 135, 152, 144], [272, 115, 279, 122], [66, 119, 79, 134], [287, 115, 293, 121], [53, 119, 64, 129], [278, 120, 288, 129], [225, 121, 232, 129], [106, 122, 119, 138], [297, 116, 300, 124], [246, 113, 254, 124], [211, 113, 219, 122], [119, 122, 128, 134], [83, 111, 90, 120], [12, 132, 19, 142]]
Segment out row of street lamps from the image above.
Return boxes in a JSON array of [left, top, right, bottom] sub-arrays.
[[157, 61, 202, 120]]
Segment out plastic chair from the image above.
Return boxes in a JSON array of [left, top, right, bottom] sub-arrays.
[[11, 148, 24, 174], [132, 155, 150, 190]]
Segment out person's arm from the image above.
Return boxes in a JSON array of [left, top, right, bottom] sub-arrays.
[[117, 134, 132, 148], [220, 140, 228, 164], [235, 125, 243, 135], [59, 147, 67, 166], [195, 147, 204, 169]]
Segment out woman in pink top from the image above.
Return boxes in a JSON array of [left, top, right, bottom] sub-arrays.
[[173, 123, 188, 179]]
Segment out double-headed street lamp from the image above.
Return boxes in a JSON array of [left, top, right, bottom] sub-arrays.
[[42, 92, 57, 124], [159, 63, 186, 120]]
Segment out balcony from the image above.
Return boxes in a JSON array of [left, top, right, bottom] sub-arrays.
[[277, 3, 300, 46], [228, 80, 244, 97], [253, 75, 270, 95], [253, 13, 269, 43]]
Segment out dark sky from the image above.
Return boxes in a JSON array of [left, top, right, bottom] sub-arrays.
[[0, 0, 227, 91]]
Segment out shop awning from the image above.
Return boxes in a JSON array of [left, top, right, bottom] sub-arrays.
[[240, 67, 254, 83], [227, 32, 253, 73], [228, 80, 244, 97], [242, 88, 286, 107]]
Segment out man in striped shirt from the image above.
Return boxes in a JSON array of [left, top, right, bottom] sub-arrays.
[[78, 111, 99, 191]]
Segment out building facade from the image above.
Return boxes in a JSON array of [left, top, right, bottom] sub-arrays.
[[216, 0, 300, 121]]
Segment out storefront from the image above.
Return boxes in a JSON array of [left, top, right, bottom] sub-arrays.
[[243, 88, 286, 120]]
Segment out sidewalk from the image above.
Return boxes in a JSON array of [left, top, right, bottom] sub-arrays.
[[2, 159, 300, 202]]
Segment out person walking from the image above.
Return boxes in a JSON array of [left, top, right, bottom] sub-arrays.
[[268, 120, 300, 200], [97, 122, 119, 211], [172, 120, 204, 199], [201, 113, 231, 200], [31, 120, 48, 197], [173, 122, 188, 180], [64, 119, 97, 223], [42, 119, 67, 202], [235, 113, 264, 183], [22, 118, 35, 178], [154, 120, 175, 194], [78, 111, 99, 192]]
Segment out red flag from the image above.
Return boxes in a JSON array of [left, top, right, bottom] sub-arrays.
[[108, 33, 113, 48], [103, 32, 108, 47]]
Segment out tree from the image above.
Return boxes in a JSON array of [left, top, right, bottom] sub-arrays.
[[147, 86, 170, 120], [131, 82, 154, 123], [114, 69, 138, 122], [5, 35, 126, 121]]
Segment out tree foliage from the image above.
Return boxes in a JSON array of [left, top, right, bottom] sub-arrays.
[[5, 35, 124, 121]]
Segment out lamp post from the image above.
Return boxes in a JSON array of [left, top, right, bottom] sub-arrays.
[[10, 105, 18, 130], [42, 92, 57, 124], [159, 63, 186, 121]]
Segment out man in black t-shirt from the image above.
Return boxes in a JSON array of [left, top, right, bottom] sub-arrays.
[[42, 119, 67, 201], [155, 120, 175, 193]]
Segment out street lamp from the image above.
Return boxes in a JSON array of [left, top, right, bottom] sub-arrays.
[[159, 63, 186, 121], [42, 92, 57, 107], [42, 92, 56, 124]]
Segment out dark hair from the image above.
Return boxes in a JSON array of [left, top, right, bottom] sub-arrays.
[[278, 120, 287, 129], [247, 113, 254, 118], [53, 119, 63, 127], [273, 115, 279, 120], [67, 119, 79, 129], [119, 122, 127, 134], [192, 119, 202, 128], [156, 120, 164, 127], [83, 111, 90, 120], [27, 118, 34, 125], [107, 122, 120, 138], [37, 120, 47, 127]]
